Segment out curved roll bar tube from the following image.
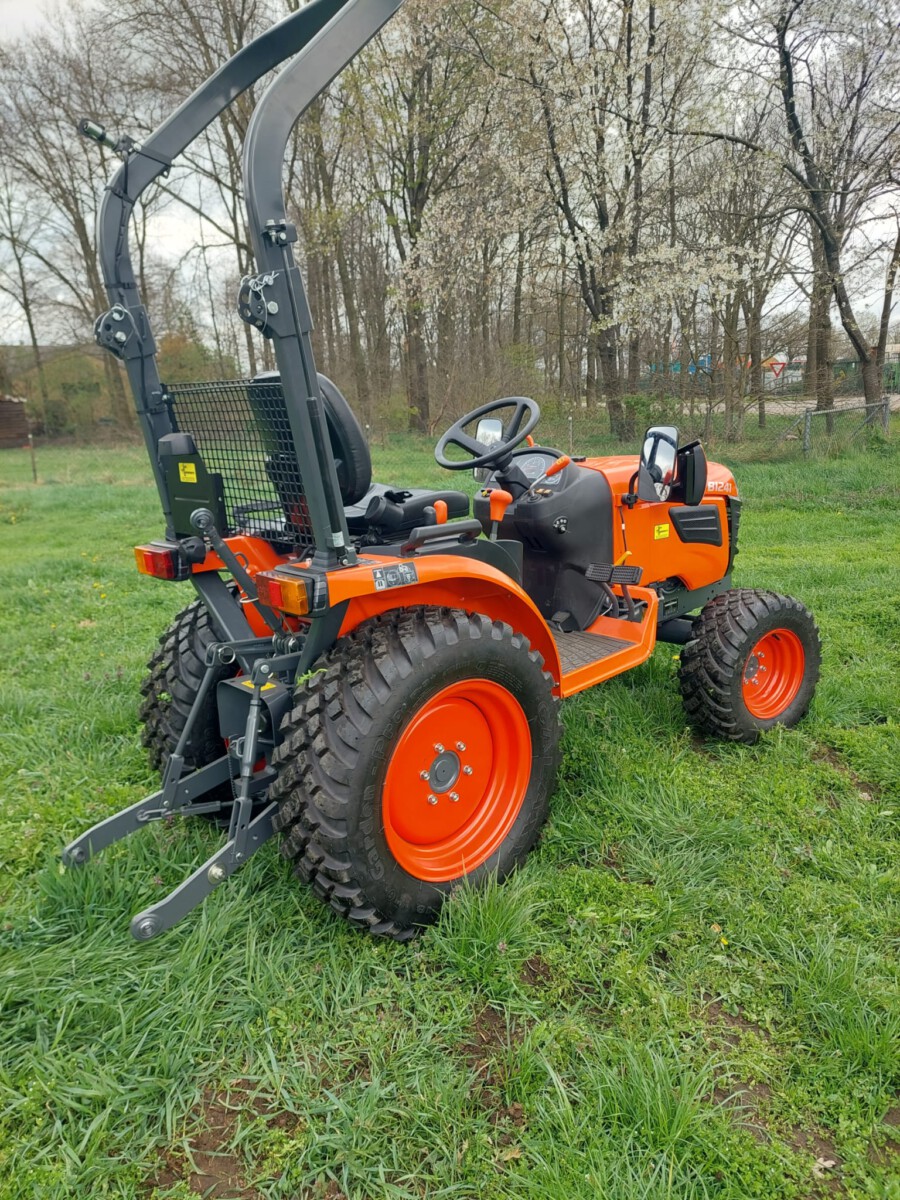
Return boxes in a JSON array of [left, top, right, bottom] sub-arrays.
[[94, 0, 406, 564]]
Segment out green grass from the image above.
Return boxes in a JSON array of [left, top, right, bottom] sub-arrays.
[[0, 438, 898, 1200]]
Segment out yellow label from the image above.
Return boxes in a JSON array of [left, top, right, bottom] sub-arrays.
[[654, 523, 670, 540], [178, 462, 198, 484], [240, 679, 278, 692]]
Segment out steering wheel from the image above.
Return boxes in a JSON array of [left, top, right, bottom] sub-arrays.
[[434, 397, 541, 471]]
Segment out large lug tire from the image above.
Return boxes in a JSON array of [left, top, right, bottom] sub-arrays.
[[271, 608, 562, 940], [139, 599, 237, 793], [679, 589, 821, 744]]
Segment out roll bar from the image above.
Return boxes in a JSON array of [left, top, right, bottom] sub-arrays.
[[91, 0, 406, 564], [240, 0, 406, 566]]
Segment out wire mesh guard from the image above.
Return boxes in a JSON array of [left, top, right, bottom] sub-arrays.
[[164, 378, 315, 551]]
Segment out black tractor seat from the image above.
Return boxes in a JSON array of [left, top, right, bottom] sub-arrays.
[[346, 484, 470, 539]]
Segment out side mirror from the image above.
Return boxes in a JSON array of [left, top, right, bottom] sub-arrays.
[[473, 417, 504, 483], [676, 440, 708, 506], [637, 425, 679, 502]]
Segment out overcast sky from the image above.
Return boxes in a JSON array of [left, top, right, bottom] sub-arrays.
[[0, 0, 54, 39]]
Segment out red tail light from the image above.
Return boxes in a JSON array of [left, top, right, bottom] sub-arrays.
[[256, 571, 312, 615], [134, 543, 189, 581]]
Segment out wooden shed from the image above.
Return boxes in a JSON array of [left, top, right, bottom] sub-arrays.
[[0, 395, 29, 449]]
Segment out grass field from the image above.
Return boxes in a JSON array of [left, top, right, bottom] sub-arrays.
[[0, 437, 898, 1200]]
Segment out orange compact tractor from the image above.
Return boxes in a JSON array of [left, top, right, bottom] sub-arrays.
[[64, 0, 820, 941]]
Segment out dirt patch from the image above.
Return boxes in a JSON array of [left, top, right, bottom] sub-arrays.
[[143, 1080, 289, 1199], [459, 1006, 519, 1076], [305, 1185, 348, 1200], [458, 1006, 530, 1143], [601, 843, 624, 874], [710, 1076, 844, 1195], [790, 1127, 844, 1197], [868, 1103, 900, 1167], [706, 999, 773, 1047], [520, 954, 553, 988], [813, 744, 880, 802], [702, 1002, 845, 1195], [712, 1080, 774, 1144]]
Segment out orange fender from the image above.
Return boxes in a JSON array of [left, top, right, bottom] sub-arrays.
[[331, 553, 563, 688]]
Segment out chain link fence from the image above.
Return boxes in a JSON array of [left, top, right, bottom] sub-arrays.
[[502, 395, 896, 462], [2, 395, 895, 500]]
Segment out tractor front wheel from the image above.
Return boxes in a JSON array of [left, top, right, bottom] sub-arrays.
[[679, 589, 821, 744], [271, 608, 561, 940]]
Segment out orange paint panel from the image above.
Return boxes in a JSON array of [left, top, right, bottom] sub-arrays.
[[192, 536, 295, 637], [334, 553, 563, 687], [575, 455, 733, 590], [616, 499, 730, 591], [192, 536, 290, 576]]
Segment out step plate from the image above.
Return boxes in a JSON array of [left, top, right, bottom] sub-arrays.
[[553, 629, 632, 673]]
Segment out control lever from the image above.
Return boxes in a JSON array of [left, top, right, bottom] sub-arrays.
[[523, 454, 571, 498], [488, 490, 514, 540]]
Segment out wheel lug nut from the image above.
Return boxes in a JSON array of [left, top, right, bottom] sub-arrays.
[[456, 742, 466, 752], [427, 795, 438, 806], [434, 743, 444, 754], [420, 770, 429, 781], [463, 766, 473, 776], [449, 792, 460, 802]]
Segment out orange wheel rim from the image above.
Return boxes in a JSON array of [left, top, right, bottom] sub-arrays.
[[382, 679, 532, 882], [742, 628, 806, 720]]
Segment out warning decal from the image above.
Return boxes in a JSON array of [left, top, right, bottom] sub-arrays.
[[654, 524, 670, 540], [178, 462, 198, 484]]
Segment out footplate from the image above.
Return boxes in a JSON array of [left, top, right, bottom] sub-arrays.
[[585, 562, 644, 585]]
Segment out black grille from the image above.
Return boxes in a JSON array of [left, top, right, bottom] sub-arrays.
[[670, 505, 722, 546], [164, 378, 314, 551]]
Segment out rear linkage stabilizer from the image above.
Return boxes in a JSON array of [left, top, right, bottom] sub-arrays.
[[61, 636, 304, 942]]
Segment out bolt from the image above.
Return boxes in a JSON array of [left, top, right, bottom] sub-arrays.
[[456, 742, 467, 752], [208, 864, 226, 883], [463, 766, 473, 776], [279, 232, 288, 242], [434, 743, 444, 753], [135, 918, 157, 940], [267, 300, 279, 315], [111, 309, 125, 321], [427, 795, 438, 806], [420, 770, 430, 781], [114, 330, 127, 344], [449, 791, 460, 802], [260, 663, 270, 675]]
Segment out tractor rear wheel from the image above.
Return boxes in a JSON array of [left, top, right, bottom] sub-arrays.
[[140, 599, 237, 787], [271, 608, 561, 940], [679, 589, 821, 744]]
